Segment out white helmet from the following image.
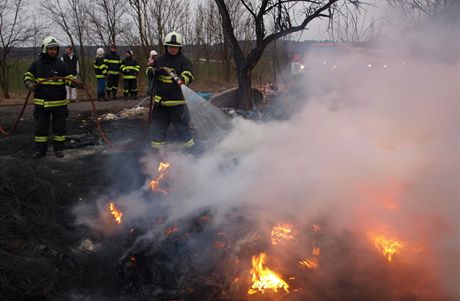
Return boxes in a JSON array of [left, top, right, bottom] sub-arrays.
[[96, 48, 105, 56], [150, 50, 158, 57], [164, 31, 183, 47], [41, 36, 60, 54]]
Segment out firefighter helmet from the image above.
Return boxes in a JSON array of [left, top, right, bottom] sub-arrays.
[[96, 48, 105, 56], [164, 31, 183, 47], [41, 36, 60, 54], [150, 50, 158, 57]]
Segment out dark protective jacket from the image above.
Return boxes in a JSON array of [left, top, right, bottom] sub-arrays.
[[146, 51, 194, 106], [24, 54, 75, 108], [62, 54, 79, 75], [104, 51, 122, 75], [121, 57, 140, 79], [94, 57, 107, 79]]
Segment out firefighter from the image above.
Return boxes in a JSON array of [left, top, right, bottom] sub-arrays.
[[23, 36, 82, 159], [120, 50, 140, 100], [145, 31, 195, 150], [94, 47, 108, 101], [104, 44, 122, 100]]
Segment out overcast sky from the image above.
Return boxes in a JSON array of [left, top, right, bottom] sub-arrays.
[[30, 0, 387, 45]]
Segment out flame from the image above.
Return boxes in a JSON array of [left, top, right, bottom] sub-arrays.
[[149, 162, 171, 194], [312, 247, 321, 257], [312, 224, 322, 232], [248, 253, 290, 295], [164, 226, 179, 236], [271, 224, 296, 245], [370, 233, 404, 262], [109, 202, 123, 224], [299, 258, 319, 269]]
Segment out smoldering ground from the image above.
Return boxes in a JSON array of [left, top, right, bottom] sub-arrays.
[[73, 20, 459, 301]]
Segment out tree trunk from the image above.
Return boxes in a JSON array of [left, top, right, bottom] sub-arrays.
[[237, 66, 253, 110], [0, 62, 10, 99], [78, 44, 87, 83], [222, 40, 231, 82]]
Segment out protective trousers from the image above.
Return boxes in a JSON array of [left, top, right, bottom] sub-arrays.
[[106, 74, 119, 98], [33, 106, 68, 153], [123, 79, 138, 97], [151, 104, 194, 149]]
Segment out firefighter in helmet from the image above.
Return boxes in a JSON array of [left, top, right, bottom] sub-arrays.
[[94, 47, 108, 101], [104, 44, 122, 100], [24, 36, 82, 159], [121, 50, 140, 100], [145, 31, 195, 150]]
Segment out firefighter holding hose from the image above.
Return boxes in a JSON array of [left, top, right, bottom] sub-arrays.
[[23, 36, 82, 159], [145, 31, 195, 151]]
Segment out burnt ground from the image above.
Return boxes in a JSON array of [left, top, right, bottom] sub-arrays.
[[0, 99, 159, 300], [1, 92, 452, 301], [0, 99, 256, 301]]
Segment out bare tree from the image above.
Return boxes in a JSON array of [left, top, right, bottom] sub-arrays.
[[148, 0, 190, 52], [387, 0, 459, 17], [0, 0, 37, 98], [215, 0, 358, 110], [124, 0, 190, 58], [126, 0, 151, 57], [40, 0, 90, 81], [329, 1, 380, 43], [87, 0, 127, 47]]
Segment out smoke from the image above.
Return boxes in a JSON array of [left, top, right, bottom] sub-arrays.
[[75, 13, 459, 301]]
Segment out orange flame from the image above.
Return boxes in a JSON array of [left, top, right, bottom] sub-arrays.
[[312, 246, 321, 257], [150, 162, 171, 194], [299, 258, 319, 269], [271, 224, 296, 245], [109, 202, 123, 224], [164, 226, 179, 236], [370, 233, 404, 262], [312, 224, 322, 232], [248, 253, 290, 295]]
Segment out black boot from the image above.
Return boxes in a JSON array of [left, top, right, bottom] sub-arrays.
[[55, 151, 65, 158], [33, 151, 47, 159], [33, 143, 48, 159], [54, 141, 65, 158]]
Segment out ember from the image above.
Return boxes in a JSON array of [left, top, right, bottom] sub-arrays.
[[312, 224, 322, 232], [109, 202, 123, 224], [312, 246, 321, 256], [164, 226, 179, 236], [271, 224, 296, 245], [299, 258, 319, 269], [149, 162, 171, 194], [248, 252, 290, 295], [370, 233, 404, 262]]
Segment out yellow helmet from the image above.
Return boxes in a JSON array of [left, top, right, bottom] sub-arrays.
[[41, 36, 60, 54], [164, 31, 183, 47]]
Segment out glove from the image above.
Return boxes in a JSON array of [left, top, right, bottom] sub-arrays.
[[72, 79, 84, 89], [25, 80, 36, 91]]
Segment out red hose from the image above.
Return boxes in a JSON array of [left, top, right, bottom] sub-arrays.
[[0, 90, 32, 136], [0, 77, 154, 150]]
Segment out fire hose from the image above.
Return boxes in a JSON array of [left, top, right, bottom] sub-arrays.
[[0, 77, 154, 150]]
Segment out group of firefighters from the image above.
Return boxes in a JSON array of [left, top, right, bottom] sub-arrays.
[[23, 32, 196, 159]]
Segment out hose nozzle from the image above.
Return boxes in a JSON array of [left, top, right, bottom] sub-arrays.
[[168, 71, 184, 86]]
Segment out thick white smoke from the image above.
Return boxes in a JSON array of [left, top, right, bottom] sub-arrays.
[[78, 13, 459, 300]]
